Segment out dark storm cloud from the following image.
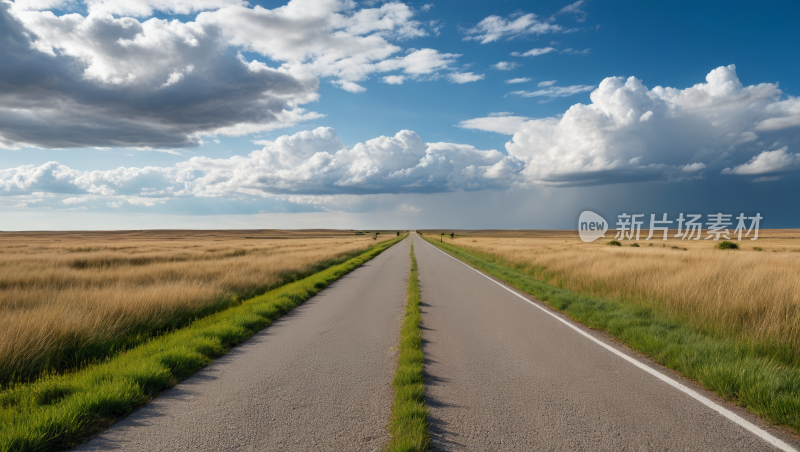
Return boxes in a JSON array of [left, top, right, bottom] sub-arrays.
[[0, 3, 319, 149]]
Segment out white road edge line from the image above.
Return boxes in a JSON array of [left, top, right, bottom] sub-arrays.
[[416, 234, 797, 452]]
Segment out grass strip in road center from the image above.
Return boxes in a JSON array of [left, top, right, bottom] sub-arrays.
[[422, 237, 800, 436], [387, 239, 429, 452], [0, 235, 406, 452]]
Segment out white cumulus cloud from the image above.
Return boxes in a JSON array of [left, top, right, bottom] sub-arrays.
[[493, 61, 520, 70], [505, 78, 531, 84], [464, 13, 561, 44], [382, 75, 407, 85], [511, 47, 556, 57], [460, 65, 800, 186], [721, 147, 800, 175], [557, 0, 587, 22], [447, 72, 485, 84], [459, 116, 530, 135], [508, 84, 594, 98], [60, 196, 90, 204], [681, 162, 706, 172]]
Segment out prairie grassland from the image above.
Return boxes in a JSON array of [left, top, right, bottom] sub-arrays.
[[432, 229, 800, 350], [0, 229, 395, 385]]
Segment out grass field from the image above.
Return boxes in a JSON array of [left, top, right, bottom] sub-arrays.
[[421, 231, 800, 434], [0, 234, 405, 452], [423, 229, 800, 351], [0, 230, 397, 386], [387, 239, 429, 452]]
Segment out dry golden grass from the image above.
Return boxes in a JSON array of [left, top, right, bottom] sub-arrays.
[[0, 229, 396, 383], [430, 229, 800, 348]]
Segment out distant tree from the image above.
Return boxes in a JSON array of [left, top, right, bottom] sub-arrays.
[[396, 231, 400, 236], [450, 232, 454, 238]]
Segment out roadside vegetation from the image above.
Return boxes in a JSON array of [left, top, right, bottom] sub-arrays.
[[716, 240, 739, 250], [0, 235, 404, 452], [422, 234, 800, 434], [0, 230, 395, 386], [387, 239, 429, 452]]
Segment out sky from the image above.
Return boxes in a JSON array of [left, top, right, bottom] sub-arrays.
[[1, 0, 799, 230]]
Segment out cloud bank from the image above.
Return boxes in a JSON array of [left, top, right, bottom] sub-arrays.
[[1, 128, 521, 204]]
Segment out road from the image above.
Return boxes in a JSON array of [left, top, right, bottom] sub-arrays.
[[414, 234, 798, 451], [77, 236, 411, 452], [75, 232, 799, 452]]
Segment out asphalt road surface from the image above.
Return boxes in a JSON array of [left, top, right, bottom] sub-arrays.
[[414, 234, 798, 452], [77, 236, 411, 452]]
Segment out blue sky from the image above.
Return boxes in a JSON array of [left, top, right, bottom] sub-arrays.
[[2, 0, 799, 230]]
